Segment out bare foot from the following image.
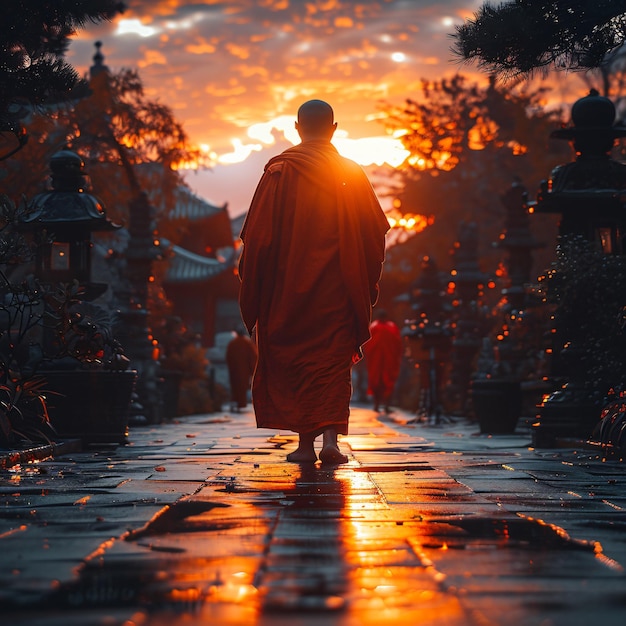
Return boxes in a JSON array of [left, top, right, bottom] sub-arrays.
[[286, 448, 318, 463], [319, 445, 348, 465], [286, 432, 317, 463]]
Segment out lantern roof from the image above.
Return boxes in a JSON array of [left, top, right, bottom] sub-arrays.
[[551, 89, 626, 141], [21, 149, 120, 232]]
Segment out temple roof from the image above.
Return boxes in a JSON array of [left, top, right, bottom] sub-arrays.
[[165, 243, 233, 283], [169, 186, 228, 221]]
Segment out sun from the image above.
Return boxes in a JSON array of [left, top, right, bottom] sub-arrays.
[[206, 119, 411, 168]]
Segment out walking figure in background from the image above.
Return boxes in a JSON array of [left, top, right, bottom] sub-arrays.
[[364, 309, 402, 413], [225, 326, 257, 412], [238, 99, 388, 464]]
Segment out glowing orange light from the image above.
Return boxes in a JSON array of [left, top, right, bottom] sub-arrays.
[[508, 139, 528, 155], [0, 525, 27, 540], [386, 211, 429, 233], [167, 588, 202, 603]]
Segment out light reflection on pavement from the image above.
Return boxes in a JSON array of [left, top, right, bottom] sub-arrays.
[[1, 406, 625, 626]]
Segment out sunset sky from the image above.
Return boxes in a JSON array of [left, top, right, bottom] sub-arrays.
[[67, 0, 493, 215]]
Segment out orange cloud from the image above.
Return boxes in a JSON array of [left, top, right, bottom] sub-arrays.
[[259, 0, 290, 9], [205, 81, 247, 97], [137, 49, 167, 67], [226, 43, 251, 60], [186, 42, 217, 54], [235, 64, 270, 79], [71, 0, 510, 165], [334, 16, 354, 28]]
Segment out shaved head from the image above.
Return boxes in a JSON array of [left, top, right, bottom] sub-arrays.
[[296, 100, 337, 141], [297, 99, 334, 127]]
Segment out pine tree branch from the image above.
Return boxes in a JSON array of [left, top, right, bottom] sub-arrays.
[[452, 0, 626, 78], [0, 1, 125, 113]]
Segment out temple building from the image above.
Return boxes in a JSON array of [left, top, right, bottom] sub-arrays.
[[160, 186, 241, 346]]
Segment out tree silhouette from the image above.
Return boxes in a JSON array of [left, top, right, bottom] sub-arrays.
[[1, 64, 201, 232], [0, 1, 124, 116], [453, 1, 626, 78], [380, 75, 570, 274]]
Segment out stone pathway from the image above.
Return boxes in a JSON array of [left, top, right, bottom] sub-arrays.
[[1, 405, 625, 625]]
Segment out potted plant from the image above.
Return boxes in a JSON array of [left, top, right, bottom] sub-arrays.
[[470, 337, 523, 434], [594, 388, 626, 460], [0, 195, 56, 448], [39, 284, 136, 444]]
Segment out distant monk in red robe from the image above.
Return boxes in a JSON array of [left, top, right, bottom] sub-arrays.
[[226, 326, 258, 412], [363, 309, 402, 414], [238, 99, 389, 464]]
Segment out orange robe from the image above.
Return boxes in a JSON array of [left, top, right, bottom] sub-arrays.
[[239, 140, 389, 435], [226, 334, 258, 408], [364, 320, 403, 399]]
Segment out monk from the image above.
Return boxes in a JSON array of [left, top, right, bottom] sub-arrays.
[[225, 326, 257, 412], [238, 99, 389, 464], [363, 309, 403, 413]]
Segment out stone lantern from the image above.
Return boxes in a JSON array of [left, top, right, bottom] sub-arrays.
[[470, 182, 547, 434], [405, 256, 452, 421], [17, 148, 136, 445], [498, 182, 543, 311], [20, 148, 119, 299], [447, 221, 491, 414], [532, 90, 626, 447], [535, 89, 626, 250]]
